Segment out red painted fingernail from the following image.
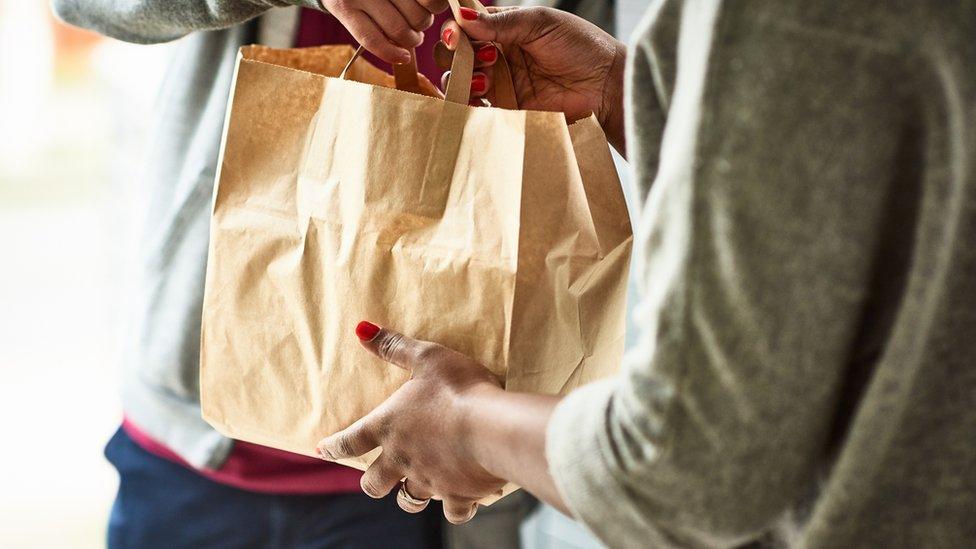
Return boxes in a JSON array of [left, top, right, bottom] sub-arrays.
[[459, 7, 478, 21], [471, 73, 487, 94], [355, 321, 381, 341], [442, 28, 454, 46], [476, 44, 496, 63]]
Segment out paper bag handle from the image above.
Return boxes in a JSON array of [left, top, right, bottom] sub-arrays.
[[442, 0, 518, 109], [392, 49, 422, 93], [337, 0, 518, 109], [338, 45, 425, 95]]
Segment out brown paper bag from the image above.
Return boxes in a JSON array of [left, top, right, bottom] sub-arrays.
[[200, 2, 632, 501]]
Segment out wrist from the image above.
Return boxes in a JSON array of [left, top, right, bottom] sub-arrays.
[[454, 380, 507, 476]]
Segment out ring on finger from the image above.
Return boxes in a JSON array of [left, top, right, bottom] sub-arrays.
[[397, 480, 431, 511]]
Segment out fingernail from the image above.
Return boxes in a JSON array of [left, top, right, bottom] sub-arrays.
[[442, 28, 454, 46], [459, 7, 478, 21], [355, 321, 381, 341], [471, 73, 487, 94], [394, 50, 411, 64], [476, 44, 496, 63]]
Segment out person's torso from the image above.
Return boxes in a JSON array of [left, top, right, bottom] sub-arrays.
[[631, 1, 976, 546]]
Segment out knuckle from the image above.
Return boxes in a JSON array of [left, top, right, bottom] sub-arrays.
[[410, 12, 434, 31], [374, 412, 393, 439], [418, 0, 446, 11], [413, 342, 440, 364], [335, 433, 355, 457], [527, 7, 556, 32], [378, 332, 406, 361], [391, 452, 412, 470], [391, 23, 414, 43], [524, 6, 550, 20], [494, 9, 519, 27], [497, 7, 548, 39], [324, 0, 352, 17], [359, 31, 386, 51], [407, 479, 432, 496]]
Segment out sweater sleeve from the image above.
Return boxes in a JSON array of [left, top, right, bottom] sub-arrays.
[[546, 3, 913, 547], [50, 0, 323, 44]]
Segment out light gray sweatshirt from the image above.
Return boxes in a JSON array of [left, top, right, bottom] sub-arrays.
[[50, 0, 317, 468], [547, 1, 976, 548]]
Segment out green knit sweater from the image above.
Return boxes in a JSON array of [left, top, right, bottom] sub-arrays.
[[547, 1, 976, 547]]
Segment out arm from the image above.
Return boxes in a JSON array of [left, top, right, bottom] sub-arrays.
[[50, 0, 322, 44], [461, 386, 566, 512], [51, 0, 449, 63], [541, 8, 913, 547]]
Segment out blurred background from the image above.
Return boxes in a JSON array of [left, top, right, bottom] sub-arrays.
[[0, 1, 172, 546]]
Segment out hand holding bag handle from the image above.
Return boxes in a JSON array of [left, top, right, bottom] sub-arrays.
[[339, 0, 518, 109], [331, 1, 521, 215], [339, 46, 426, 93], [442, 0, 518, 109]]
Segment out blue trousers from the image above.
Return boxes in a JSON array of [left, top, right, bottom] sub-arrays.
[[105, 428, 443, 549]]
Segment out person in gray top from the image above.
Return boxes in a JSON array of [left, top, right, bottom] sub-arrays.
[[317, 2, 976, 548], [51, 0, 526, 547]]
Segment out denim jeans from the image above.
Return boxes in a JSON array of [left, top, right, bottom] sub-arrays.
[[104, 428, 443, 549]]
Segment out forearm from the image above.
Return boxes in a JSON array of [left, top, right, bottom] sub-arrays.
[[461, 384, 569, 513], [51, 0, 320, 44]]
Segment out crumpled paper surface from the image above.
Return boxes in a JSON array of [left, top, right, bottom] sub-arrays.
[[200, 45, 632, 503]]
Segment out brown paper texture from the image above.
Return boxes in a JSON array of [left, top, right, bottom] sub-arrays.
[[200, 45, 632, 504]]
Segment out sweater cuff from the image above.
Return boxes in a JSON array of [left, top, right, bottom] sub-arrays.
[[546, 379, 652, 546]]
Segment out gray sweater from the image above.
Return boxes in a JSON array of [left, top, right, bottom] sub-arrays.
[[547, 1, 976, 547], [51, 0, 315, 468]]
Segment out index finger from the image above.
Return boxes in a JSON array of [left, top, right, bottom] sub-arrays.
[[439, 5, 521, 51]]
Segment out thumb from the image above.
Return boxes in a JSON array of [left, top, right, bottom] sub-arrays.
[[354, 321, 429, 372], [456, 6, 552, 47]]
